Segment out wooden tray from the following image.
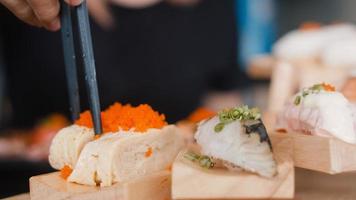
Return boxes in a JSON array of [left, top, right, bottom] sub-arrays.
[[9, 169, 356, 200], [171, 134, 294, 199], [29, 171, 171, 200], [274, 133, 356, 174]]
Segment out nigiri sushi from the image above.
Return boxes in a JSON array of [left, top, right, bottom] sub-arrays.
[[273, 23, 356, 62], [273, 23, 324, 61], [276, 83, 356, 144], [193, 106, 277, 178]]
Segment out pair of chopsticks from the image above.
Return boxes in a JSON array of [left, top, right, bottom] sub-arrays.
[[60, 0, 102, 134]]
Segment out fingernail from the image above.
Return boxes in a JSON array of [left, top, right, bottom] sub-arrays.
[[69, 0, 83, 6], [47, 18, 61, 31]]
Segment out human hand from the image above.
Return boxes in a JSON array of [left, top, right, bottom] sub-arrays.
[[0, 0, 82, 31]]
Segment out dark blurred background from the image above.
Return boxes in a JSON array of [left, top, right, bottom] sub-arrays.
[[0, 0, 356, 198]]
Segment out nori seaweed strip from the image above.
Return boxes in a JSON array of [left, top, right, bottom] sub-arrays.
[[243, 119, 272, 150]]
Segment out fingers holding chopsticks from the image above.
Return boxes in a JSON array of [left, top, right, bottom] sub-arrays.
[[26, 0, 61, 31], [0, 0, 83, 31], [0, 0, 42, 27], [64, 0, 82, 6]]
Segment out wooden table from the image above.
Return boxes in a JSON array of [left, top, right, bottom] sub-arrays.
[[4, 168, 356, 200], [295, 168, 356, 200]]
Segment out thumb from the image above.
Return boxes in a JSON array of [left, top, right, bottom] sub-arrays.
[[64, 0, 83, 6], [87, 0, 115, 30]]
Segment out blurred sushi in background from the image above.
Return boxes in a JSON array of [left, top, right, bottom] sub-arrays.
[[0, 114, 69, 161], [269, 22, 356, 113]]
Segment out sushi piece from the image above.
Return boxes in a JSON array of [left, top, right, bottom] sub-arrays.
[[193, 106, 277, 178], [269, 23, 356, 113], [273, 22, 324, 61], [68, 125, 184, 186], [273, 22, 356, 62], [321, 38, 356, 68], [49, 125, 94, 170], [48, 103, 184, 186], [276, 83, 356, 144]]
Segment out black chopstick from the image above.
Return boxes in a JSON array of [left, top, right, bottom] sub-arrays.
[[60, 1, 80, 121], [60, 0, 102, 134], [76, 2, 103, 134]]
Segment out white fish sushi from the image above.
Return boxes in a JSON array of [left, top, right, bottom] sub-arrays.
[[273, 23, 356, 62], [194, 106, 277, 178], [276, 83, 356, 144]]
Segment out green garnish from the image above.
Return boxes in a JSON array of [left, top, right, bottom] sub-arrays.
[[310, 84, 324, 91], [294, 96, 301, 105], [302, 91, 309, 97], [214, 122, 225, 132], [214, 105, 261, 133], [184, 151, 215, 169], [294, 83, 334, 105]]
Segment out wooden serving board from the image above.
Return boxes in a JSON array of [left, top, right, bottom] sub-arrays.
[[171, 134, 294, 199], [29, 170, 171, 200], [274, 132, 356, 174], [9, 169, 356, 200]]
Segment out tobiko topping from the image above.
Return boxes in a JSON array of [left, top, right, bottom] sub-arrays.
[[75, 103, 167, 133]]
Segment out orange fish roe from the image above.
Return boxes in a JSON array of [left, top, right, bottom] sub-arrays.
[[187, 107, 216, 123], [145, 147, 153, 158], [300, 22, 321, 31], [276, 128, 287, 133], [321, 83, 336, 92], [75, 103, 167, 133], [166, 165, 172, 172], [60, 165, 73, 180], [75, 110, 95, 128]]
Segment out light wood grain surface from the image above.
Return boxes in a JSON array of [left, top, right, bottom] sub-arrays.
[[274, 133, 356, 174], [5, 168, 356, 200], [28, 171, 171, 200], [295, 168, 356, 200], [6, 169, 356, 200], [6, 134, 356, 200]]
